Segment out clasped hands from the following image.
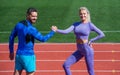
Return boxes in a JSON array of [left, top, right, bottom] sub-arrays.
[[51, 26, 58, 32]]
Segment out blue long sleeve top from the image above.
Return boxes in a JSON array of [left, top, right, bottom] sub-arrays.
[[57, 22, 105, 43], [9, 20, 55, 55]]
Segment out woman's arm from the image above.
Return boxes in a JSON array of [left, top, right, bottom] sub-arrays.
[[89, 23, 105, 43], [56, 25, 74, 34]]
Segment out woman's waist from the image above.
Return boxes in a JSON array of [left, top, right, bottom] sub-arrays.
[[76, 39, 88, 44]]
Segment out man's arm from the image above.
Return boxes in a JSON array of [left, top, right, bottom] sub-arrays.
[[9, 26, 17, 60]]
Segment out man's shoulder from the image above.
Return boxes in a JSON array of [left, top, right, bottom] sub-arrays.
[[19, 20, 28, 26]]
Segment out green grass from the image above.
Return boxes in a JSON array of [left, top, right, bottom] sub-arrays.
[[0, 0, 120, 43]]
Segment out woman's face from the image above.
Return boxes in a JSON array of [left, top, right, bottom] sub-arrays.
[[79, 9, 88, 22]]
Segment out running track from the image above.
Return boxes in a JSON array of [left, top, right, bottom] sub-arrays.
[[0, 43, 120, 75]]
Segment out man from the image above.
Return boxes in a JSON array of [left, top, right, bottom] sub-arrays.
[[9, 7, 55, 75]]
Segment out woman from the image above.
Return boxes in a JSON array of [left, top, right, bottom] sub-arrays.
[[52, 7, 105, 75]]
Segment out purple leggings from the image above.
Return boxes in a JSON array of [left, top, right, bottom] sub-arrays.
[[63, 44, 94, 75]]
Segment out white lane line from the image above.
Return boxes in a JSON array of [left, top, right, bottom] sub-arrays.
[[0, 60, 120, 62], [0, 43, 120, 45], [35, 50, 120, 53], [36, 60, 120, 62], [1, 30, 120, 33], [0, 70, 120, 72], [0, 50, 120, 53]]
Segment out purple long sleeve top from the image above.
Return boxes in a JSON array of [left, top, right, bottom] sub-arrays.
[[57, 22, 105, 43]]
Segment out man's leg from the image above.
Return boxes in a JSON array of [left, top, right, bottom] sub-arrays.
[[26, 72, 35, 75], [24, 55, 36, 75], [13, 70, 22, 75]]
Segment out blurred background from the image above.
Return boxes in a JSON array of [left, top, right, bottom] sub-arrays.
[[0, 0, 120, 43]]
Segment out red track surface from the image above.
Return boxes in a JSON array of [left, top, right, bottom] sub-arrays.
[[0, 43, 120, 75]]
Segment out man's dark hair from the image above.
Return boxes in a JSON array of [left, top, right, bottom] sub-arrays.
[[26, 7, 37, 15]]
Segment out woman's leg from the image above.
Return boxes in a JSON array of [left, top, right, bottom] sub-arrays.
[[63, 50, 84, 75], [85, 47, 95, 75]]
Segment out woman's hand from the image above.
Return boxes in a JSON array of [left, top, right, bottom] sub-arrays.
[[88, 41, 93, 47], [51, 26, 58, 32]]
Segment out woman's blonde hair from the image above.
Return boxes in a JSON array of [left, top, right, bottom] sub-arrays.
[[79, 7, 91, 22]]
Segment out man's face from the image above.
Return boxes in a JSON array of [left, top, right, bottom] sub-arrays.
[[27, 12, 38, 24]]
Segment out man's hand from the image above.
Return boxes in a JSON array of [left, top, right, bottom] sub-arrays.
[[51, 26, 58, 32], [9, 53, 14, 60]]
